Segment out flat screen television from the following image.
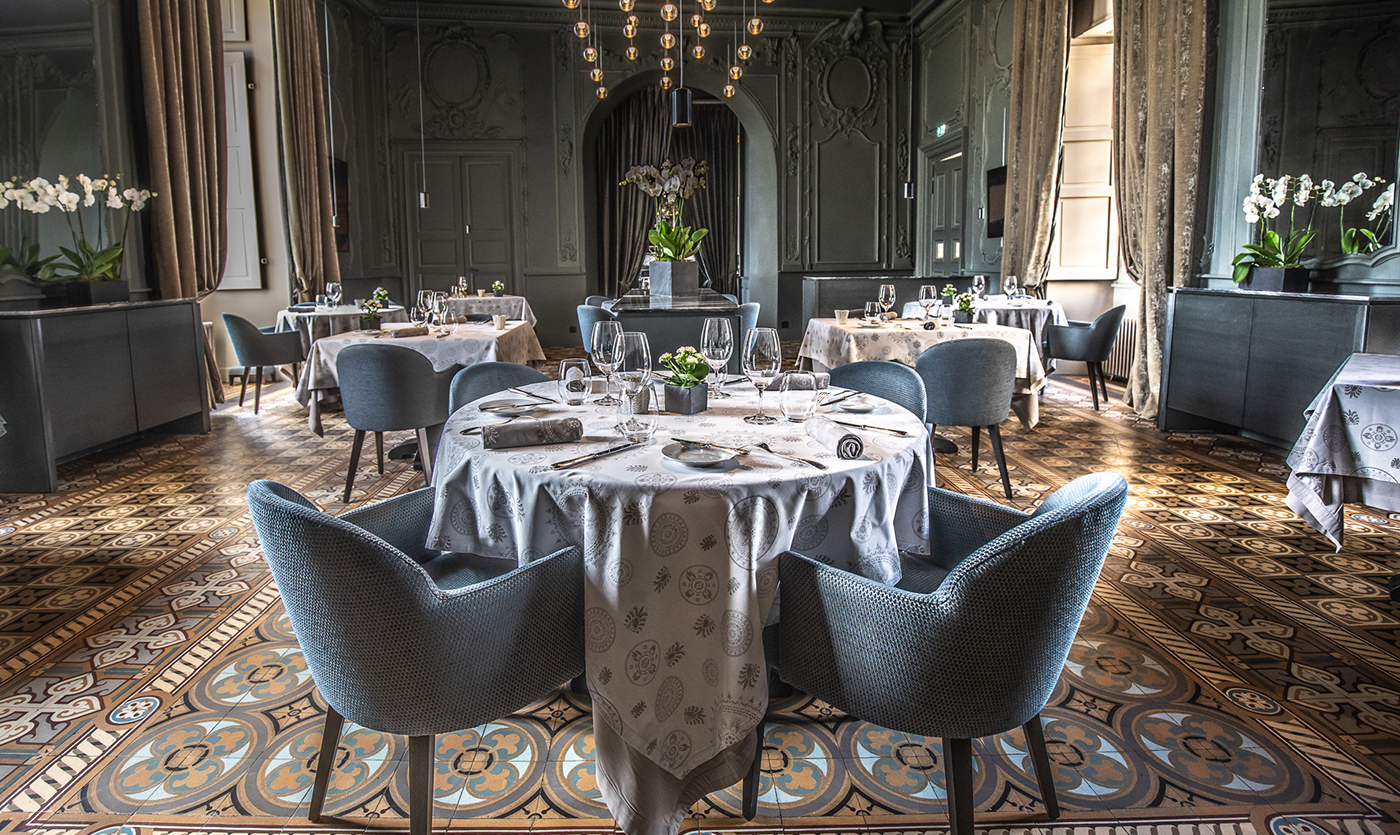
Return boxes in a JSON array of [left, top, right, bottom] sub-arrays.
[[986, 165, 1007, 238]]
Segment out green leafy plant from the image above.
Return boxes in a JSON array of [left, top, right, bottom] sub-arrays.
[[0, 243, 59, 280], [373, 286, 390, 305], [941, 284, 957, 298], [1232, 174, 1317, 283], [491, 280, 505, 293], [621, 158, 710, 263], [647, 220, 708, 261], [360, 298, 382, 320], [0, 174, 154, 282], [954, 292, 975, 313], [658, 346, 711, 389], [1340, 181, 1393, 256]]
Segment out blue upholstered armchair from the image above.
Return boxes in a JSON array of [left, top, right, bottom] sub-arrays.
[[1044, 305, 1126, 411], [829, 360, 927, 420], [449, 361, 550, 413], [222, 312, 305, 414], [247, 481, 584, 835], [751, 473, 1128, 833]]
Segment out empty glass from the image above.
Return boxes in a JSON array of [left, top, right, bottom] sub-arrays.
[[618, 390, 658, 442], [558, 358, 591, 405], [416, 289, 433, 323], [1004, 274, 1019, 297], [878, 284, 896, 316], [591, 320, 623, 405], [864, 301, 883, 325], [315, 294, 328, 307], [614, 332, 654, 440], [972, 275, 986, 297], [780, 372, 819, 423], [741, 327, 782, 424], [325, 282, 343, 306], [701, 317, 734, 398], [918, 285, 937, 320]]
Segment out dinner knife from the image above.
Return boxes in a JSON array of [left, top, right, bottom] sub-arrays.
[[550, 441, 643, 469], [671, 438, 748, 455], [509, 387, 558, 403], [832, 419, 911, 437]]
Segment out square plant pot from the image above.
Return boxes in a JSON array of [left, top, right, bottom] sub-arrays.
[[64, 280, 130, 306], [360, 317, 381, 330], [1241, 267, 1310, 293], [649, 261, 700, 296], [664, 384, 707, 415]]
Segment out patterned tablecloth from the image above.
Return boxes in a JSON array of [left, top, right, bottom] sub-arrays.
[[293, 321, 546, 434], [1285, 353, 1400, 549], [797, 318, 1047, 427], [427, 380, 930, 834], [443, 294, 537, 325], [275, 305, 410, 354], [902, 297, 1067, 362]]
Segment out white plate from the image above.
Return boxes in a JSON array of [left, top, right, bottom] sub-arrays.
[[661, 442, 739, 468], [476, 398, 538, 417], [858, 322, 883, 329], [838, 398, 876, 414]]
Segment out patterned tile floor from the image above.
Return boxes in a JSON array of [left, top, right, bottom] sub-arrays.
[[1, 352, 1399, 835]]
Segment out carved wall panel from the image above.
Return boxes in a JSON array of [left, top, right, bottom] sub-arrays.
[[383, 22, 524, 142]]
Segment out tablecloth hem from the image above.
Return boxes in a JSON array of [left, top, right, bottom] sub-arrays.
[[1284, 473, 1343, 551]]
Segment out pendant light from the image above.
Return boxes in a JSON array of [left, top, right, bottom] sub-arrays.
[[415, 0, 428, 208], [670, 0, 691, 127]]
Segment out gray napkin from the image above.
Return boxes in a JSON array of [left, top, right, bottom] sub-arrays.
[[483, 417, 585, 449], [774, 371, 831, 390], [390, 326, 430, 338], [805, 415, 863, 459]]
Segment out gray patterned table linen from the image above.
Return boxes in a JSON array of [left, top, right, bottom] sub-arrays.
[[773, 371, 830, 390], [483, 417, 584, 449], [275, 304, 409, 353], [1285, 353, 1400, 550], [797, 318, 1048, 427], [444, 294, 538, 326], [806, 414, 863, 458], [426, 380, 930, 829]]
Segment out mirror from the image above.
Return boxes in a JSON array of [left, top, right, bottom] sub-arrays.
[[1258, 1, 1400, 264]]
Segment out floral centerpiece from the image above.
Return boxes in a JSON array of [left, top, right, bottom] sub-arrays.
[[359, 298, 383, 329], [0, 175, 153, 303], [491, 280, 505, 297], [373, 286, 390, 306], [621, 158, 709, 296], [941, 284, 957, 300], [1333, 176, 1393, 255], [658, 345, 711, 414], [953, 292, 975, 323]]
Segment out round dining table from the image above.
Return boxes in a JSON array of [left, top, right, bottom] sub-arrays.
[[426, 379, 931, 835]]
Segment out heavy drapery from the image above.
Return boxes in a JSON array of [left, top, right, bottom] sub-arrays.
[[595, 88, 742, 297], [1000, 0, 1069, 294], [136, 0, 227, 403], [1114, 0, 1211, 418], [273, 0, 340, 303]]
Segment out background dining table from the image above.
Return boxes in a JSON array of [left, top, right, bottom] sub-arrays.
[[426, 380, 930, 835], [902, 297, 1068, 362], [443, 293, 538, 325], [293, 321, 546, 434], [275, 304, 410, 354], [797, 317, 1048, 427]]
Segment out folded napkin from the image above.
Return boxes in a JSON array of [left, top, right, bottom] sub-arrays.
[[457, 313, 493, 323], [288, 303, 318, 311], [773, 371, 831, 390], [483, 417, 585, 449], [389, 327, 430, 338], [805, 415, 863, 460]]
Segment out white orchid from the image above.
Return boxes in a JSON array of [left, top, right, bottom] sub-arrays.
[[106, 187, 123, 209], [0, 172, 155, 281], [1367, 183, 1395, 222]]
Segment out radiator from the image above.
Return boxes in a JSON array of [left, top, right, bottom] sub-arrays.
[[1103, 317, 1137, 381]]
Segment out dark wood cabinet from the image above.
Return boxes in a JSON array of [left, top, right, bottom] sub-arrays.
[[1160, 288, 1400, 446], [0, 300, 210, 492]]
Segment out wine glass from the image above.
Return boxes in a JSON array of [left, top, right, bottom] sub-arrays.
[[918, 285, 937, 320], [741, 327, 781, 424], [972, 275, 986, 297], [1004, 274, 1018, 298], [591, 320, 623, 406], [614, 332, 653, 440], [416, 290, 433, 324], [431, 292, 450, 329], [325, 282, 343, 306], [879, 284, 896, 317], [701, 317, 734, 398], [864, 301, 883, 325]]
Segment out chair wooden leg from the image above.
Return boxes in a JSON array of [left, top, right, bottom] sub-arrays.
[[308, 705, 344, 822], [238, 370, 249, 406], [1024, 714, 1060, 820], [416, 427, 435, 483], [1096, 361, 1109, 401], [742, 720, 765, 821], [408, 735, 434, 835], [253, 367, 265, 414], [969, 425, 981, 471], [375, 432, 385, 475], [1087, 364, 1100, 411], [987, 424, 1012, 500], [944, 737, 974, 835], [343, 430, 365, 503]]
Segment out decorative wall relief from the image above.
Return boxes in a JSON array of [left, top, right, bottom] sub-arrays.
[[385, 23, 524, 141]]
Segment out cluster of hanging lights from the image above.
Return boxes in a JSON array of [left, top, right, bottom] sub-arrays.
[[565, 0, 775, 112]]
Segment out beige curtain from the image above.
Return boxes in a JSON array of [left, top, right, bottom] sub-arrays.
[[274, 0, 341, 303], [1114, 0, 1210, 418], [136, 0, 227, 403], [1000, 0, 1070, 294]]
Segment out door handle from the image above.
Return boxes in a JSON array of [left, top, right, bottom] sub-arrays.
[[464, 225, 471, 235]]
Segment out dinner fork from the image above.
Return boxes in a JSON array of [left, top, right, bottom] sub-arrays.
[[754, 442, 827, 470]]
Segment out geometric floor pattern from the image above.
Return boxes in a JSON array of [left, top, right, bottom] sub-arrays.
[[1, 363, 1399, 835]]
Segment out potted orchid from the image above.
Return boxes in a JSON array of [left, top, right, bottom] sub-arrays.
[[1232, 174, 1316, 292], [1334, 176, 1393, 256], [658, 346, 711, 415], [621, 158, 709, 296]]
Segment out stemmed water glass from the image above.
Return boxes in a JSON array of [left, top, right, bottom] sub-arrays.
[[879, 284, 896, 318], [431, 292, 450, 330], [972, 275, 986, 297], [1004, 274, 1019, 298], [591, 320, 623, 406], [326, 282, 343, 306], [918, 285, 937, 320], [864, 301, 882, 325], [701, 317, 734, 398], [416, 290, 433, 324], [741, 327, 782, 424], [614, 332, 653, 440]]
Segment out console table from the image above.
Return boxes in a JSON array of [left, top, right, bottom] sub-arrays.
[[0, 300, 210, 492], [1158, 288, 1400, 446]]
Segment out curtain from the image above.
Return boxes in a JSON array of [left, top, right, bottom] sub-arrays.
[[136, 0, 227, 404], [273, 0, 341, 303], [1114, 0, 1211, 418], [596, 89, 743, 297], [1000, 0, 1069, 295]]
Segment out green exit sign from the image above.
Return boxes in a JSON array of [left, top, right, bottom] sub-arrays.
[[936, 123, 947, 137]]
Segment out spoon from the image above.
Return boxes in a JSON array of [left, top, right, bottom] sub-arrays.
[[754, 442, 827, 470]]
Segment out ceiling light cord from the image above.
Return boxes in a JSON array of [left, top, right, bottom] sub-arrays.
[[415, 0, 427, 207]]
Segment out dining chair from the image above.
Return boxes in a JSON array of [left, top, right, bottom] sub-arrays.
[[584, 295, 612, 307], [828, 360, 927, 420], [915, 338, 1017, 500], [336, 344, 456, 503], [576, 304, 617, 348], [221, 312, 305, 414], [449, 361, 551, 413], [246, 480, 584, 835], [1044, 305, 1126, 411], [748, 472, 1128, 833]]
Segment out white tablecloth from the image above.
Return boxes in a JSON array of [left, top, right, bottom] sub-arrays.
[[443, 294, 537, 325], [902, 298, 1067, 362], [275, 305, 410, 354], [797, 318, 1047, 427], [427, 380, 930, 835], [1285, 353, 1400, 549], [294, 321, 546, 434]]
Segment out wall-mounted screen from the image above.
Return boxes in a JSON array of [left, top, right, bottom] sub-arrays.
[[986, 165, 1007, 238]]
